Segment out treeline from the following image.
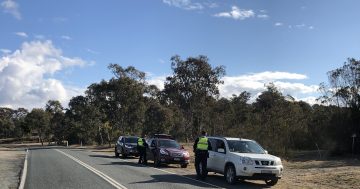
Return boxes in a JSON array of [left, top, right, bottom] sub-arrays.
[[0, 55, 359, 156]]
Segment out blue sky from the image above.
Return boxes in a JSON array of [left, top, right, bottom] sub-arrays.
[[1, 0, 360, 109]]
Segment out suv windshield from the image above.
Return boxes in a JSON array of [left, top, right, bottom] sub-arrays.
[[227, 140, 265, 154], [158, 139, 180, 149], [125, 137, 138, 143]]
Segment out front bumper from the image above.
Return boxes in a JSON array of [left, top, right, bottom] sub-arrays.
[[122, 148, 139, 156], [236, 165, 283, 179], [159, 155, 190, 165]]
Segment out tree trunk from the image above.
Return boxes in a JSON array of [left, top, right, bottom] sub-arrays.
[[98, 125, 103, 145]]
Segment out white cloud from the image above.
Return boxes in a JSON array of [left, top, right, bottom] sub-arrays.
[[214, 6, 255, 20], [147, 71, 319, 105], [158, 59, 166, 64], [295, 24, 306, 28], [1, 0, 21, 20], [162, 0, 203, 10], [218, 71, 319, 104], [308, 26, 314, 30], [61, 35, 72, 40], [86, 48, 100, 55], [0, 40, 87, 109], [0, 48, 11, 54], [257, 14, 269, 19], [147, 76, 167, 90], [15, 32, 27, 38], [275, 22, 283, 26], [34, 35, 45, 39]]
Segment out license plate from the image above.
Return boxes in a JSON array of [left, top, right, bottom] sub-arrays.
[[174, 158, 180, 161], [261, 170, 272, 174]]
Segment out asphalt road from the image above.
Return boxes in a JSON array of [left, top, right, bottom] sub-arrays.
[[24, 147, 269, 189]]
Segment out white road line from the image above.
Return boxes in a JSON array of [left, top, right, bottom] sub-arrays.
[[18, 149, 28, 189], [55, 149, 127, 189], [116, 157, 224, 189]]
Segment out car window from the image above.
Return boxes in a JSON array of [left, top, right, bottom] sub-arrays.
[[215, 139, 226, 153], [151, 139, 156, 147], [158, 139, 180, 149], [125, 137, 138, 143], [208, 138, 216, 152], [120, 137, 124, 143], [227, 140, 265, 154]]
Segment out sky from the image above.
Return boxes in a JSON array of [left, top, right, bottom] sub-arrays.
[[1, 0, 360, 109]]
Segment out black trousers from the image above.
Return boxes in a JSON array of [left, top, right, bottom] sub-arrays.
[[138, 147, 147, 164], [195, 151, 208, 179]]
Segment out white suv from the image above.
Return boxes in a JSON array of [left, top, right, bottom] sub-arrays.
[[207, 137, 283, 186]]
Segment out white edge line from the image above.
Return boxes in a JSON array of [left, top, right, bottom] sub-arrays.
[[116, 158, 224, 189], [18, 149, 28, 189], [55, 149, 127, 189]]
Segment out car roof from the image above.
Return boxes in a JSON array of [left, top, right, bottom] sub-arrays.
[[207, 136, 252, 141], [123, 136, 138, 138]]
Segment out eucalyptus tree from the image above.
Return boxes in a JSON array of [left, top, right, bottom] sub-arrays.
[[25, 108, 50, 146], [163, 55, 225, 140]]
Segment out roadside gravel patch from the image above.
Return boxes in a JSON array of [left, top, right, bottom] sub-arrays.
[[0, 147, 26, 189]]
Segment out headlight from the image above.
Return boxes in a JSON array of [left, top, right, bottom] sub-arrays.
[[183, 151, 190, 157], [241, 157, 254, 165], [124, 144, 132, 148], [275, 158, 282, 165], [160, 149, 169, 155]]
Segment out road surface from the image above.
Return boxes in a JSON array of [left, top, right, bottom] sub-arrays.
[[24, 147, 268, 189]]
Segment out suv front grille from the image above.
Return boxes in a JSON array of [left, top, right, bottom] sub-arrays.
[[255, 160, 274, 166]]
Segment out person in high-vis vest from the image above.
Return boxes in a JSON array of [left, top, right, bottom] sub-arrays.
[[193, 131, 212, 180], [137, 134, 148, 165]]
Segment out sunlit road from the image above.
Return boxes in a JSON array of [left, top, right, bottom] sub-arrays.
[[24, 147, 270, 189], [24, 147, 222, 189]]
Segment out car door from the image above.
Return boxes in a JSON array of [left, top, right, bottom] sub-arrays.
[[212, 139, 226, 173], [146, 139, 155, 160], [207, 138, 217, 172]]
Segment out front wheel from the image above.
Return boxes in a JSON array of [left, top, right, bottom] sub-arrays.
[[265, 178, 278, 186], [225, 165, 237, 185]]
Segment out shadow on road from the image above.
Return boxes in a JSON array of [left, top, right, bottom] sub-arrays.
[[100, 161, 149, 168], [128, 173, 270, 189], [89, 154, 115, 159]]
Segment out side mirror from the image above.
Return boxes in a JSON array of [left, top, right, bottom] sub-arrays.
[[217, 148, 225, 153], [181, 145, 184, 150], [151, 143, 156, 148], [264, 150, 268, 154]]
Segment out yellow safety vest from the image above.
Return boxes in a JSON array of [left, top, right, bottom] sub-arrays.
[[197, 137, 208, 150], [138, 138, 144, 147]]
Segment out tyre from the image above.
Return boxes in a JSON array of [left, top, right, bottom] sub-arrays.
[[181, 164, 188, 168], [225, 164, 237, 185], [115, 147, 119, 158], [265, 178, 278, 186]]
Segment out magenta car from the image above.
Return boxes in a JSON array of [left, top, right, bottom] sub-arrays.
[[146, 137, 190, 168]]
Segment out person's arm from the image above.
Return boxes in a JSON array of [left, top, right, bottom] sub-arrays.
[[193, 138, 199, 152]]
